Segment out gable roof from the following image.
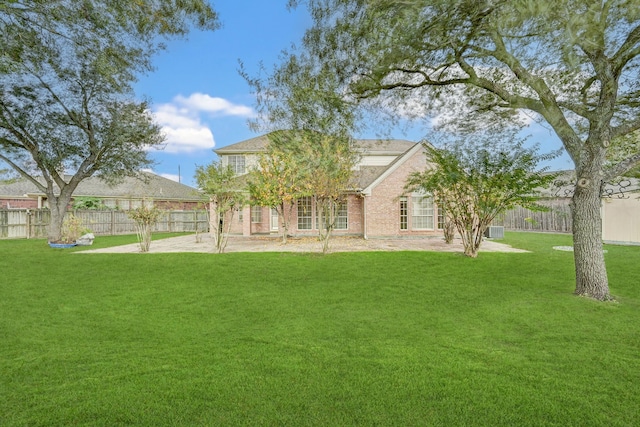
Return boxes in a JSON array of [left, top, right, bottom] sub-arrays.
[[0, 172, 201, 201], [360, 142, 428, 195], [214, 132, 416, 156]]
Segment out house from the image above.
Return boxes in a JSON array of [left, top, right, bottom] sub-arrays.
[[214, 133, 444, 239], [0, 172, 203, 210]]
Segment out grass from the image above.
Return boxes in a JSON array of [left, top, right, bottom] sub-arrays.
[[1, 232, 639, 426]]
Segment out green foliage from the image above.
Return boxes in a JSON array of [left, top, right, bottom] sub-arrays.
[[0, 168, 18, 184], [407, 135, 559, 257], [0, 1, 219, 242], [195, 161, 246, 253], [1, 233, 640, 425], [72, 197, 107, 210], [127, 203, 162, 252]]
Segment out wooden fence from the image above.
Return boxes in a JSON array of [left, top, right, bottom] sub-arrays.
[[495, 199, 573, 233], [0, 209, 209, 239]]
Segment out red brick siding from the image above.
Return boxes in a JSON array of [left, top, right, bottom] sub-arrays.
[[0, 198, 38, 209], [365, 148, 441, 238]]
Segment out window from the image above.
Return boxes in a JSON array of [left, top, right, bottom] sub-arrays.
[[251, 206, 262, 223], [400, 197, 408, 230], [315, 199, 348, 230], [437, 206, 445, 230], [228, 155, 246, 174], [297, 197, 313, 230], [335, 199, 348, 230], [412, 195, 434, 229]]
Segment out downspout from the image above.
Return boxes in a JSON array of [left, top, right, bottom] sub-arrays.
[[362, 194, 368, 240]]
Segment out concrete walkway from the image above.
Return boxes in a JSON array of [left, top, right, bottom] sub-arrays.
[[79, 234, 529, 254]]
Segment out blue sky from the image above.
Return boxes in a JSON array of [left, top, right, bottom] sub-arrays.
[[136, 1, 574, 187]]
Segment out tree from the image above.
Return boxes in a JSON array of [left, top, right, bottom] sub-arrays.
[[195, 161, 246, 253], [248, 132, 311, 244], [407, 136, 559, 257], [0, 1, 219, 242], [286, 0, 640, 300], [243, 38, 359, 253], [300, 133, 356, 253], [128, 203, 162, 253]]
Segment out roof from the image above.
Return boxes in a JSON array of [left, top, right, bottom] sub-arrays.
[[361, 142, 429, 195], [214, 132, 417, 156], [0, 172, 201, 201]]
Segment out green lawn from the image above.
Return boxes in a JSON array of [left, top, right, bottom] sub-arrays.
[[1, 232, 639, 426]]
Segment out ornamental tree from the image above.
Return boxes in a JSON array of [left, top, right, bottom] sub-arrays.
[[285, 0, 640, 300], [407, 136, 559, 257], [247, 132, 311, 243], [195, 161, 246, 253]]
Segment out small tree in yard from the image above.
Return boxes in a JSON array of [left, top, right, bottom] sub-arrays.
[[128, 203, 161, 253], [407, 137, 558, 258], [302, 134, 356, 254], [195, 161, 246, 253], [248, 133, 310, 244]]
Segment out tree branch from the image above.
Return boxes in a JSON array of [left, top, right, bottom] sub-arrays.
[[605, 151, 640, 181], [611, 117, 640, 140], [612, 23, 640, 74]]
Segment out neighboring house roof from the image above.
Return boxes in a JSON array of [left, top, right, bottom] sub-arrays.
[[0, 172, 201, 201]]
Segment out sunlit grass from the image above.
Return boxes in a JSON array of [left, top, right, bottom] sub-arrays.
[[1, 233, 639, 426]]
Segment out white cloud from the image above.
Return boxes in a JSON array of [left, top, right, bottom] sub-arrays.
[[150, 93, 254, 154], [175, 93, 255, 117]]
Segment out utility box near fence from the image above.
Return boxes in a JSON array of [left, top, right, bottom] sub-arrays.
[[484, 226, 505, 239]]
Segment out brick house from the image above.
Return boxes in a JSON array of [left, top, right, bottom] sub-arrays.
[[0, 172, 202, 210], [214, 134, 444, 239]]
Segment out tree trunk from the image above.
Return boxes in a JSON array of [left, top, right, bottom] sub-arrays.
[[571, 180, 610, 300], [47, 193, 72, 242]]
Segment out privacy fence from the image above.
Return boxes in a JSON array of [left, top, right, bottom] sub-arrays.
[[495, 199, 573, 233], [0, 209, 209, 239]]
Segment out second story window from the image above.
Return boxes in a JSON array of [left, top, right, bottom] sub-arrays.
[[228, 155, 246, 174]]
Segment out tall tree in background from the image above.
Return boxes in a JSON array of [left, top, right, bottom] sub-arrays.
[[287, 0, 640, 300], [0, 1, 219, 242], [242, 43, 358, 253]]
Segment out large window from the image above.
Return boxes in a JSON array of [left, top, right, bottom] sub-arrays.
[[251, 206, 262, 223], [437, 206, 445, 230], [335, 199, 348, 230], [297, 197, 313, 230], [412, 195, 434, 229], [228, 155, 246, 174], [400, 197, 408, 230]]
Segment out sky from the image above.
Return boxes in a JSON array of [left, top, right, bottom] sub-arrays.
[[135, 1, 574, 188]]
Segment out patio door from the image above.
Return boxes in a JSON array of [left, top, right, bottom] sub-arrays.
[[270, 208, 279, 231]]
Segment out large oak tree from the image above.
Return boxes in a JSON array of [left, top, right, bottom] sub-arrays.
[[0, 1, 218, 242], [285, 0, 640, 300]]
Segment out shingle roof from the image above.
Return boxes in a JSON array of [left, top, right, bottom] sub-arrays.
[[214, 134, 271, 154], [0, 172, 201, 201], [214, 132, 417, 156]]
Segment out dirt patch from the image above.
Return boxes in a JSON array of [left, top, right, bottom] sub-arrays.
[[80, 234, 529, 254]]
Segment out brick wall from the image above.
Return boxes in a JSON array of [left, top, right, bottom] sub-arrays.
[[365, 147, 441, 238], [0, 198, 38, 209]]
